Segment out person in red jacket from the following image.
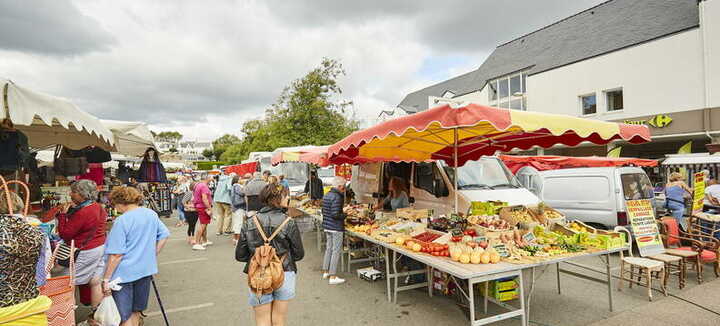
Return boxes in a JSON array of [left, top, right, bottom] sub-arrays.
[[54, 179, 108, 309]]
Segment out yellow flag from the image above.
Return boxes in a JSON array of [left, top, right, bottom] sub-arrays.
[[678, 141, 692, 154], [607, 146, 622, 158]]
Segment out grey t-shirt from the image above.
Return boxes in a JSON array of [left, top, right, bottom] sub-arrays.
[[383, 191, 409, 211]]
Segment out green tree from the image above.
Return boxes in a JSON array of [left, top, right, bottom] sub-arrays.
[[168, 147, 178, 153], [155, 131, 183, 145], [212, 134, 241, 160], [201, 148, 214, 160], [221, 58, 357, 164]]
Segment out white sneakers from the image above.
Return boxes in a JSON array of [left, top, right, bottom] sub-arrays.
[[192, 244, 206, 251], [329, 277, 346, 285], [203, 241, 213, 246], [322, 273, 330, 279]]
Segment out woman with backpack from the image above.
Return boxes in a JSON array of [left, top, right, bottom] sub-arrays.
[[235, 184, 304, 326]]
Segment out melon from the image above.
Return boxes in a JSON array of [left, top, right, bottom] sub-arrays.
[[480, 252, 491, 264]]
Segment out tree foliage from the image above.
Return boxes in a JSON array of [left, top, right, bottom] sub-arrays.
[[201, 148, 214, 160], [212, 134, 241, 160], [155, 131, 183, 144], [221, 58, 357, 163]]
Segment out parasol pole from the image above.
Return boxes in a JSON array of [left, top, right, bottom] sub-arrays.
[[454, 128, 458, 214]]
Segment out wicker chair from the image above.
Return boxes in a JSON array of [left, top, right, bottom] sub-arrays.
[[686, 215, 720, 278], [614, 226, 667, 301], [659, 217, 710, 284]]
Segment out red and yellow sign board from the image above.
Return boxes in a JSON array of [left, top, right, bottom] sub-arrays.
[[692, 172, 705, 215], [626, 199, 664, 256], [335, 164, 352, 181]]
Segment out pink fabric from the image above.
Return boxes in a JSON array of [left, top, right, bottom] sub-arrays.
[[677, 247, 718, 262], [193, 182, 211, 209], [77, 163, 104, 185], [662, 218, 681, 247], [500, 155, 658, 174]]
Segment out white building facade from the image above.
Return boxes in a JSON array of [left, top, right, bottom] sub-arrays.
[[399, 0, 720, 159]]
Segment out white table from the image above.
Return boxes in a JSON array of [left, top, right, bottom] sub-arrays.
[[345, 230, 626, 326]]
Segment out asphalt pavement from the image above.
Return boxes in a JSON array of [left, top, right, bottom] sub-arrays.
[[98, 215, 720, 326]]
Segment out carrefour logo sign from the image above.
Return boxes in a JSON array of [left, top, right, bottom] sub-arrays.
[[624, 114, 672, 128]]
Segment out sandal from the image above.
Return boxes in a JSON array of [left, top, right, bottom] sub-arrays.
[[138, 311, 146, 326]]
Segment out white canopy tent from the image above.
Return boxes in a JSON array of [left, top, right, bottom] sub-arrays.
[[101, 119, 156, 157], [2, 79, 114, 150]]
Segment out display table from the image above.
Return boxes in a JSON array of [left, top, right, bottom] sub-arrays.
[[345, 229, 626, 326]]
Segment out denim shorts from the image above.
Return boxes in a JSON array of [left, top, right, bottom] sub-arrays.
[[248, 271, 296, 307], [112, 276, 152, 322]]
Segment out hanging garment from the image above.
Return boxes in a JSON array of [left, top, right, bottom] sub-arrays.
[[62, 147, 111, 164], [78, 163, 104, 186], [0, 129, 29, 171], [137, 148, 167, 183]]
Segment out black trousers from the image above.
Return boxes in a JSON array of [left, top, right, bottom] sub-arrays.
[[185, 211, 199, 236]]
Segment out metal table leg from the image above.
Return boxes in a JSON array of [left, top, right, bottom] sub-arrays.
[[385, 247, 392, 302], [519, 271, 528, 326], [605, 253, 614, 312], [468, 278, 475, 325], [556, 263, 561, 295]]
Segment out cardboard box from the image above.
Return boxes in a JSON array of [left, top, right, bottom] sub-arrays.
[[357, 267, 384, 281]]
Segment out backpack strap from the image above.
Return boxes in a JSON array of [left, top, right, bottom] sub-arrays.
[[252, 214, 292, 243]]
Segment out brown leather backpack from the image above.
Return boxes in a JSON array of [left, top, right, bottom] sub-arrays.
[[248, 215, 292, 298]]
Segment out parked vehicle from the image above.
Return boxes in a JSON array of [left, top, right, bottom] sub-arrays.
[[515, 166, 655, 229], [351, 156, 540, 214]]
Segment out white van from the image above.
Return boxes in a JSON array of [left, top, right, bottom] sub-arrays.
[[351, 156, 539, 214], [515, 166, 655, 229]]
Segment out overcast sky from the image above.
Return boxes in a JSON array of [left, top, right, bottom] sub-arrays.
[[0, 0, 604, 141]]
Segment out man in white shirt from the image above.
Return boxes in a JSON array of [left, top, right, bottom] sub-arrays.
[[704, 178, 720, 206]]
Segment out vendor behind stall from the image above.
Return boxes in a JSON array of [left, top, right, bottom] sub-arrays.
[[374, 177, 409, 211], [304, 170, 324, 202]]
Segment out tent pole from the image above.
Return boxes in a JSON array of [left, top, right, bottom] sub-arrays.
[[454, 128, 458, 214]]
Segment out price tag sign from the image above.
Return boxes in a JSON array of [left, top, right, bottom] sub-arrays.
[[693, 172, 706, 215], [474, 236, 487, 243], [522, 232, 537, 244], [493, 244, 509, 258], [626, 199, 664, 257]]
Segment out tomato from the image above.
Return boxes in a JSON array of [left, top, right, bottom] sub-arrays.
[[442, 250, 449, 257]]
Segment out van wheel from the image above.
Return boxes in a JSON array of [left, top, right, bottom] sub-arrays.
[[586, 222, 608, 230]]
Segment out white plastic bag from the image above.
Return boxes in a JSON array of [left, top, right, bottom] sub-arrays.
[[94, 296, 121, 326]]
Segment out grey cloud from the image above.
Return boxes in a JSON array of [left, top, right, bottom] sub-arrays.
[[265, 0, 605, 53], [0, 0, 114, 55]]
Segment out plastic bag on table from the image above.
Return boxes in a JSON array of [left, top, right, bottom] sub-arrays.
[[94, 296, 121, 326]]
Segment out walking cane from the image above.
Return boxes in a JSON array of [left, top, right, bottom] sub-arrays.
[[151, 277, 171, 326]]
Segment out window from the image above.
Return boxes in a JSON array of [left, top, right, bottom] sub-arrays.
[[621, 173, 654, 200], [498, 78, 509, 98], [442, 90, 455, 98], [487, 71, 528, 110], [414, 163, 448, 197], [606, 89, 623, 111], [580, 94, 597, 115], [488, 81, 498, 101]]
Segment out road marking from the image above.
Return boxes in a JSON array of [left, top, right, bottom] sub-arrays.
[[145, 302, 215, 317], [159, 258, 208, 265]]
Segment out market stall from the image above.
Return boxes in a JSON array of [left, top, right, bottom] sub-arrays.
[[326, 103, 651, 325], [101, 119, 156, 157]]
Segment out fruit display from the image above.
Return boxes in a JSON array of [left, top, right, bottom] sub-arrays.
[[413, 231, 442, 243], [449, 243, 501, 265], [503, 206, 535, 224], [347, 223, 377, 234], [531, 202, 564, 222], [568, 221, 593, 233], [466, 215, 512, 231]]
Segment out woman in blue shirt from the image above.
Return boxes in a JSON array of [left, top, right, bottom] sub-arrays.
[[665, 172, 692, 230], [102, 186, 170, 326]]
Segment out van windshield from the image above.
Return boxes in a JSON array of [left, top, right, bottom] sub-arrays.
[[443, 158, 520, 190], [621, 173, 654, 200], [276, 163, 308, 187]]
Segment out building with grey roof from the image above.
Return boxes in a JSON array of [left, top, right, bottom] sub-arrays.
[[398, 0, 720, 159]]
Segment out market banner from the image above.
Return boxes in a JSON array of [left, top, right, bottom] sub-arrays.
[[626, 199, 664, 257], [692, 172, 706, 215]]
